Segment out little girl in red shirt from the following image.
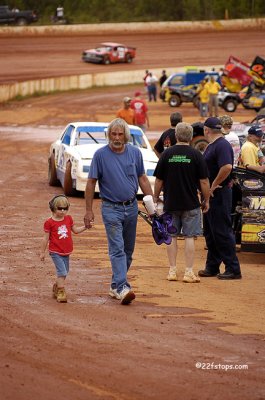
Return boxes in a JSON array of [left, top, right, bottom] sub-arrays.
[[40, 195, 87, 303]]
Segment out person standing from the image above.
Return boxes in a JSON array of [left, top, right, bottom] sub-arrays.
[[205, 76, 221, 117], [198, 117, 242, 280], [130, 91, 149, 132], [146, 72, 158, 102], [153, 112, 183, 158], [84, 118, 153, 305], [40, 195, 87, 303], [196, 79, 209, 118], [154, 122, 210, 283], [116, 97, 135, 125], [220, 115, 240, 167], [238, 125, 264, 169]]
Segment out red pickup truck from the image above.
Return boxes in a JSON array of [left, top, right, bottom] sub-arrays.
[[82, 42, 136, 65]]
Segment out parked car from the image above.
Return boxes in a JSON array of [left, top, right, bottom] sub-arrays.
[[0, 5, 38, 25], [167, 85, 240, 113], [82, 42, 136, 65], [48, 122, 158, 196], [160, 69, 220, 101], [242, 90, 265, 112]]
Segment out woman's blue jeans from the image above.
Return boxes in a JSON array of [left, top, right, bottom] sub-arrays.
[[101, 199, 138, 293]]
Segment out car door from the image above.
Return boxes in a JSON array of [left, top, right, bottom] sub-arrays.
[[57, 125, 75, 176]]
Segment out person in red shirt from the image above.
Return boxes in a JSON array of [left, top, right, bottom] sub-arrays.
[[40, 195, 88, 303], [130, 91, 149, 132]]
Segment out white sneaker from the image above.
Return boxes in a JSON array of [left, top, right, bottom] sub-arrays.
[[183, 271, 200, 283], [109, 287, 121, 300], [119, 287, 135, 305], [167, 267, 177, 281]]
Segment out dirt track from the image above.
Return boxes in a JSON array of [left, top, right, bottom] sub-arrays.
[[0, 29, 265, 400]]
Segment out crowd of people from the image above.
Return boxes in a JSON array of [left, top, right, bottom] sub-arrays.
[[41, 79, 265, 305]]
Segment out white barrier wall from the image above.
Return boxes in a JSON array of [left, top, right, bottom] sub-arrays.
[[0, 66, 223, 103]]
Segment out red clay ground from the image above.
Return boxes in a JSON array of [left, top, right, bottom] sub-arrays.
[[0, 29, 264, 400]]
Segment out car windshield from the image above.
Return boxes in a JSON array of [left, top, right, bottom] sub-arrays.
[[95, 46, 112, 52], [75, 126, 147, 148]]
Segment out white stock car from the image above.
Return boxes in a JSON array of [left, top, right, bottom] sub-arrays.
[[48, 122, 158, 196]]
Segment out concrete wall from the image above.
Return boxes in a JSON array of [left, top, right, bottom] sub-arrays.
[[0, 66, 223, 103], [0, 18, 264, 37]]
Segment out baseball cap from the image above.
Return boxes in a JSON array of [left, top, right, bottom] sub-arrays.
[[134, 91, 141, 97], [248, 125, 263, 137], [204, 117, 222, 130], [123, 96, 131, 103]]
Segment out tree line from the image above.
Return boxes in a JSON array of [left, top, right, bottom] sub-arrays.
[[7, 0, 265, 24]]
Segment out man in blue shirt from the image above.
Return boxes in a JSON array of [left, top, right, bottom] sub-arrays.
[[84, 118, 153, 304], [199, 117, 242, 280]]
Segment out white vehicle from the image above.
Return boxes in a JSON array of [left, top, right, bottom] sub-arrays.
[[48, 121, 158, 196]]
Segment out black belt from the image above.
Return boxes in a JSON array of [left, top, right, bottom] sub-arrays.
[[102, 197, 136, 206]]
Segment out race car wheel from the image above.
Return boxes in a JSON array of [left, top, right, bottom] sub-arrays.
[[48, 153, 60, 186], [191, 136, 208, 154], [222, 98, 238, 112], [63, 161, 76, 196], [103, 56, 110, 65], [169, 95, 182, 107], [125, 54, 132, 63]]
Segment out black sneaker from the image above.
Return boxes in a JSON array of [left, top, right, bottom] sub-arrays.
[[198, 269, 219, 277], [217, 272, 242, 280]]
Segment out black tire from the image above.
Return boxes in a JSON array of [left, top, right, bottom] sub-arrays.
[[48, 153, 60, 186], [125, 54, 132, 63], [63, 161, 76, 196], [191, 136, 208, 154], [16, 18, 28, 26], [222, 98, 238, 112], [103, 56, 110, 65], [169, 95, 182, 107]]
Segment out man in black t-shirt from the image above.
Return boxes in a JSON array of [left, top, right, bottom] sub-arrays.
[[153, 112, 182, 158], [154, 122, 210, 283]]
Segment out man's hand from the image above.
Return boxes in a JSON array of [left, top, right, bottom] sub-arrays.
[[84, 211, 94, 229]]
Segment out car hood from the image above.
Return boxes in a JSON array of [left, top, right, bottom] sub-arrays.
[[74, 145, 158, 162]]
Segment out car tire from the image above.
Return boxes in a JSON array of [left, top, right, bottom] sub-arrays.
[[103, 56, 110, 65], [125, 54, 132, 63], [48, 153, 60, 186], [169, 95, 182, 107], [191, 136, 208, 154], [63, 161, 76, 196], [222, 98, 238, 112]]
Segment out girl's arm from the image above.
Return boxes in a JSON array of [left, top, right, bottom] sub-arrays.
[[72, 224, 87, 234], [40, 232, 49, 261]]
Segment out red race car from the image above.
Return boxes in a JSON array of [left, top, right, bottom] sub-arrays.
[[82, 42, 136, 65]]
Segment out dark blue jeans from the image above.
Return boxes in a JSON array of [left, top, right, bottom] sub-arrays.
[[203, 186, 241, 275]]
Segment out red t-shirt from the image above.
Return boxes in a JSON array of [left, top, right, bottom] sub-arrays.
[[130, 99, 148, 125], [44, 215, 73, 255]]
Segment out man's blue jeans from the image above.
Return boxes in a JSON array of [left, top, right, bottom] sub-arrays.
[[101, 199, 138, 293]]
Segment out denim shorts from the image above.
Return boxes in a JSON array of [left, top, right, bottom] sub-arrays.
[[171, 207, 202, 237], [50, 252, 70, 277]]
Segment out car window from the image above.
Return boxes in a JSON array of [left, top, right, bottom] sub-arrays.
[[75, 129, 107, 145], [170, 76, 184, 85], [61, 125, 74, 145]]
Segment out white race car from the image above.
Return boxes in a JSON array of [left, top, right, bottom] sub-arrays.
[[48, 121, 158, 196]]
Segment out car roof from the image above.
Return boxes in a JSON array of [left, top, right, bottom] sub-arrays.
[[101, 42, 124, 47], [67, 121, 143, 136]]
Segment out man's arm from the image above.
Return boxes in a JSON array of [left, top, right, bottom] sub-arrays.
[[153, 178, 164, 203], [246, 164, 265, 174], [210, 164, 232, 195], [84, 178, 97, 228], [199, 178, 210, 213], [138, 174, 153, 197]]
